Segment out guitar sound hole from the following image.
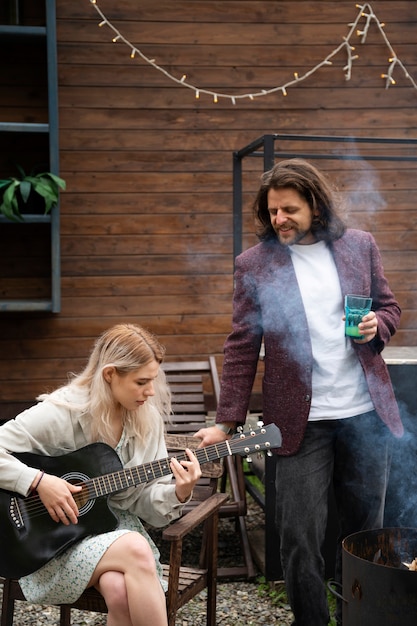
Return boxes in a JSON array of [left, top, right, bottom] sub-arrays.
[[61, 471, 94, 516]]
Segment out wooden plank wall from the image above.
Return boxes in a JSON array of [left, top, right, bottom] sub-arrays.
[[1, 0, 416, 416]]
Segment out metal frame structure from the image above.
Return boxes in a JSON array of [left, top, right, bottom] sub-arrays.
[[233, 133, 417, 262]]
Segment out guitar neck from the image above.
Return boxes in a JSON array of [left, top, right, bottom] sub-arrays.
[[78, 423, 281, 502], [83, 441, 230, 500]]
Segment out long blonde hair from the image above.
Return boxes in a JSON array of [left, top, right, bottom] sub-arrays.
[[39, 324, 171, 443]]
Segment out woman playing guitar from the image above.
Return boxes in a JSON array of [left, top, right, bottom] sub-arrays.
[[0, 324, 201, 626]]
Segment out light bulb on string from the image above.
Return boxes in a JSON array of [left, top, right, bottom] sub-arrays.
[[88, 0, 417, 104]]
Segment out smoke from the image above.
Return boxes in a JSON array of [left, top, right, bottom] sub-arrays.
[[384, 397, 417, 528], [334, 150, 387, 227], [245, 267, 312, 388]]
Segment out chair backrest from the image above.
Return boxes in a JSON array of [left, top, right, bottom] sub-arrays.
[[162, 357, 222, 505], [162, 356, 220, 434], [161, 357, 258, 580]]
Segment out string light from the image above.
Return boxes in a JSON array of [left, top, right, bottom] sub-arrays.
[[88, 0, 417, 103]]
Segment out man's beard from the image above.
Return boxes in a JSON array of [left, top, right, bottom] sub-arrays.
[[277, 227, 311, 246]]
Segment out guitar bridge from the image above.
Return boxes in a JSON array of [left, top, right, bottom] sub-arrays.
[[10, 497, 25, 529]]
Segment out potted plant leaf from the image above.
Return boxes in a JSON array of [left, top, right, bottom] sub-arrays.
[[0, 165, 66, 222]]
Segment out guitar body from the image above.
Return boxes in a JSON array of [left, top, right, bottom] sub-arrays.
[[0, 443, 122, 579]]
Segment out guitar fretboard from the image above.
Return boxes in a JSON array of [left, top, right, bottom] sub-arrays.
[[82, 441, 230, 499]]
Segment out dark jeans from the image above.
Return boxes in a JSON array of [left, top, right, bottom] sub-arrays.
[[274, 411, 392, 626]]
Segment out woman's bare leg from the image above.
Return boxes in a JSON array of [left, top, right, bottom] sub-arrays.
[[98, 570, 132, 626], [89, 533, 167, 626]]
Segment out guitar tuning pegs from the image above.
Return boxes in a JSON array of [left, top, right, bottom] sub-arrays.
[[267, 450, 273, 457], [246, 455, 253, 463], [237, 425, 243, 433], [257, 420, 264, 428]]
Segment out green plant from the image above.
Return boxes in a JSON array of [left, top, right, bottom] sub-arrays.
[[257, 576, 289, 607], [257, 576, 337, 625], [243, 458, 265, 496], [0, 165, 66, 222]]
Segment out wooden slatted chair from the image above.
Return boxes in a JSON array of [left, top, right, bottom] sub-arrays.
[[162, 358, 257, 579], [0, 465, 228, 626]]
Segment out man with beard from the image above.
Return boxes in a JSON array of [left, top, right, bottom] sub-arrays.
[[195, 159, 403, 626]]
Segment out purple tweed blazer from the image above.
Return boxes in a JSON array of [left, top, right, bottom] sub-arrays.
[[216, 229, 404, 455]]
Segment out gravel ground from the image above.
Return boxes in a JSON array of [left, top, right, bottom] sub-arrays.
[[0, 586, 294, 626], [0, 498, 295, 625]]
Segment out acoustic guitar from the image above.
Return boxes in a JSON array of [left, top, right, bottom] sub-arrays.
[[0, 423, 281, 578]]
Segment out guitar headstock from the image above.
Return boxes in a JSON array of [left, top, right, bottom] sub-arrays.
[[228, 423, 282, 457]]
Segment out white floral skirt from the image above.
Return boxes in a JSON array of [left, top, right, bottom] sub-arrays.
[[19, 508, 166, 604]]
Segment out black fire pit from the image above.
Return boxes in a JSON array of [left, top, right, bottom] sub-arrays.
[[341, 527, 417, 625]]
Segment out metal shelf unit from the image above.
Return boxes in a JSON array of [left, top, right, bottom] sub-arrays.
[[0, 0, 60, 312]]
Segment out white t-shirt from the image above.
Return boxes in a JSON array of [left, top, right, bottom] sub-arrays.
[[289, 241, 374, 420]]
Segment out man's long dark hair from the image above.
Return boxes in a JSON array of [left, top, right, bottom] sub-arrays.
[[254, 158, 346, 242]]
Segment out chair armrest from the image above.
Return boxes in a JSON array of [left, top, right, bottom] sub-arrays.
[[162, 493, 229, 542]]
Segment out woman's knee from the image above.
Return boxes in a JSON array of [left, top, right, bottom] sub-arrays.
[[98, 571, 129, 614], [92, 533, 158, 588], [116, 532, 157, 573]]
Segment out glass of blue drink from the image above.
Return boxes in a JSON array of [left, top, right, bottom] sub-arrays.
[[345, 294, 373, 339]]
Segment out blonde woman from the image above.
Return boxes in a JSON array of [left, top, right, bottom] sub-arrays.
[[0, 324, 201, 626]]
